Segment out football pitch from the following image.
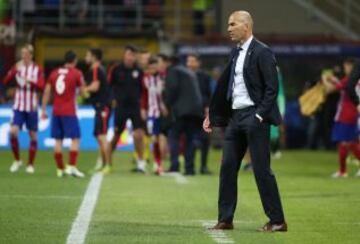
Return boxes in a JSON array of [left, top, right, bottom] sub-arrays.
[[0, 149, 359, 244]]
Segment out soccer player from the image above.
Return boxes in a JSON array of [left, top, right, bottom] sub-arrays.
[[42, 50, 86, 178], [156, 54, 172, 165], [108, 45, 146, 173], [2, 44, 44, 174], [84, 48, 112, 174], [322, 59, 360, 177], [140, 56, 167, 175]]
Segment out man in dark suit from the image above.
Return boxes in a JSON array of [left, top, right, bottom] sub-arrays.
[[165, 57, 203, 175], [186, 53, 213, 174], [203, 11, 287, 232]]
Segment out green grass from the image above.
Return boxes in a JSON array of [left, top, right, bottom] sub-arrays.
[[0, 149, 360, 244]]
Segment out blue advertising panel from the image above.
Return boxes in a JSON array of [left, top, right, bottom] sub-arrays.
[[0, 105, 134, 151]]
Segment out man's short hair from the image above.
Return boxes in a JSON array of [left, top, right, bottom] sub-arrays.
[[344, 57, 355, 65], [148, 56, 158, 65], [89, 48, 103, 61], [169, 55, 180, 65], [124, 45, 138, 53], [64, 50, 77, 63], [157, 53, 169, 62], [22, 44, 34, 55], [187, 53, 201, 62]]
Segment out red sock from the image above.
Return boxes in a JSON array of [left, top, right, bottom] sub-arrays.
[[69, 150, 78, 166], [349, 143, 360, 160], [153, 142, 161, 166], [54, 152, 64, 170], [28, 140, 37, 166], [10, 137, 20, 161], [338, 143, 349, 174]]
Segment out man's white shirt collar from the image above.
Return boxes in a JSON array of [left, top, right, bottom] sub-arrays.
[[238, 35, 253, 51]]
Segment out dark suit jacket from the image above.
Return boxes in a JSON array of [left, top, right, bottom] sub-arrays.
[[196, 70, 212, 109], [209, 38, 282, 127], [165, 64, 203, 119]]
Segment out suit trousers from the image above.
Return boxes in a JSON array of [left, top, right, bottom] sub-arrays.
[[168, 115, 200, 173], [218, 106, 285, 224]]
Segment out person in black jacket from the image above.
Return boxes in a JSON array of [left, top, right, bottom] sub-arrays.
[[186, 53, 212, 174], [108, 45, 146, 173], [346, 60, 360, 111], [165, 57, 203, 175], [203, 11, 287, 232]]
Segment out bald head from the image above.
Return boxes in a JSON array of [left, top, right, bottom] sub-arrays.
[[228, 11, 253, 44]]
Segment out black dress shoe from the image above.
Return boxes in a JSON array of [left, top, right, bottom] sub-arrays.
[[200, 168, 213, 175], [166, 169, 179, 173], [130, 168, 146, 174], [184, 171, 195, 176], [243, 162, 253, 171], [208, 222, 234, 230], [257, 222, 288, 232]]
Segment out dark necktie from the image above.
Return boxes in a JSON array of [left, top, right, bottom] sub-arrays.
[[227, 47, 242, 101]]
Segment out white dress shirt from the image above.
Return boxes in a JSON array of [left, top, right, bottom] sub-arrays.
[[232, 35, 254, 110]]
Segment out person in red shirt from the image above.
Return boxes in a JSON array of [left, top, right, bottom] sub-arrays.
[[322, 58, 360, 178], [41, 50, 87, 178], [2, 44, 44, 174], [140, 56, 167, 175]]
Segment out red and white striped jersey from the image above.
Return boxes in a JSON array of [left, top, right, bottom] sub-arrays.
[[2, 61, 45, 112], [141, 73, 164, 118]]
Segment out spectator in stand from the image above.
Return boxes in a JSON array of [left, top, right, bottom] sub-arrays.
[[65, 0, 88, 26], [192, 0, 213, 36]]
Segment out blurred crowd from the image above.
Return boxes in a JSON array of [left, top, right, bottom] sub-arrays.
[[2, 0, 215, 35]]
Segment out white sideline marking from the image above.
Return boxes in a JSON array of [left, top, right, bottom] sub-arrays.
[[66, 173, 103, 244], [163, 172, 189, 184], [201, 220, 235, 244]]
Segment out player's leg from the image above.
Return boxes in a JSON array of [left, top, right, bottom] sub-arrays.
[[100, 107, 112, 174], [51, 116, 66, 177], [26, 130, 37, 174], [331, 122, 355, 178], [151, 118, 163, 175], [132, 109, 146, 173], [159, 134, 168, 162], [97, 134, 111, 175], [153, 136, 162, 175], [333, 142, 349, 178], [9, 110, 23, 172], [356, 115, 360, 176], [133, 128, 146, 172], [54, 139, 65, 177], [348, 141, 360, 177], [143, 134, 151, 163], [159, 116, 171, 167], [109, 131, 120, 166], [25, 111, 39, 174], [64, 116, 84, 178], [108, 107, 126, 168], [65, 138, 84, 178]]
